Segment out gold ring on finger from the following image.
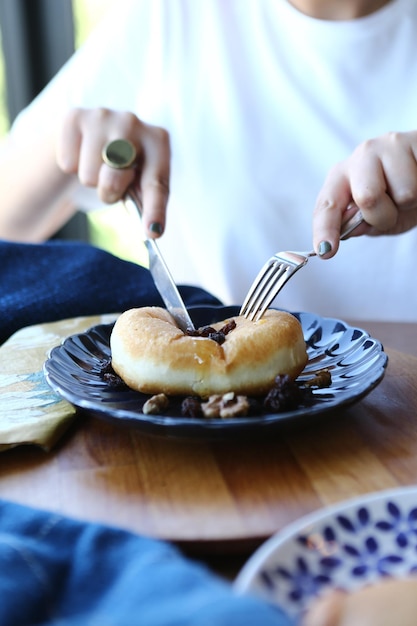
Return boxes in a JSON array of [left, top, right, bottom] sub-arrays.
[[102, 139, 137, 169]]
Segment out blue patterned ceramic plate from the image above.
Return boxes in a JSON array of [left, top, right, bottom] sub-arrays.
[[235, 486, 417, 621], [44, 305, 387, 439]]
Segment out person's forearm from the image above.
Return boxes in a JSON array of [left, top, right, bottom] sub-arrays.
[[0, 130, 77, 242]]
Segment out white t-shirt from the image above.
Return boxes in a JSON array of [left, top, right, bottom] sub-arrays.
[[11, 0, 417, 321]]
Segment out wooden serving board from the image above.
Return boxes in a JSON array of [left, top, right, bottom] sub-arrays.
[[1, 317, 417, 555]]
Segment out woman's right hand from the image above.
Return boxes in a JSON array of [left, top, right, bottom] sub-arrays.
[[56, 107, 171, 239]]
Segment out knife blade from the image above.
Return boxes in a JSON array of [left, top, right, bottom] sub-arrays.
[[123, 191, 195, 332]]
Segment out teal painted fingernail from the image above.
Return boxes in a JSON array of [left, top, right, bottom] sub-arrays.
[[150, 222, 163, 235], [318, 241, 332, 256]]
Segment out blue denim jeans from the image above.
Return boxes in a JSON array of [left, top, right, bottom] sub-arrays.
[[0, 499, 292, 626], [0, 239, 222, 345]]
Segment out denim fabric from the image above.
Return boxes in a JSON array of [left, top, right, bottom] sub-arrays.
[[0, 500, 292, 626], [0, 240, 222, 344]]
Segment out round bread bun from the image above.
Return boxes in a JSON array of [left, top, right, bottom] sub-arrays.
[[110, 306, 307, 397]]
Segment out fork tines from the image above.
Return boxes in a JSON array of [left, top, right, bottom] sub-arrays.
[[240, 258, 295, 322]]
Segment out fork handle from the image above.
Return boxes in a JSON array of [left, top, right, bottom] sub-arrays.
[[340, 207, 364, 240]]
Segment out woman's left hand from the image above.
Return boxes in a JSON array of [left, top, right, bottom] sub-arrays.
[[313, 130, 417, 258]]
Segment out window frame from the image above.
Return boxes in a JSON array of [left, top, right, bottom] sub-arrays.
[[0, 0, 89, 239], [0, 0, 74, 123]]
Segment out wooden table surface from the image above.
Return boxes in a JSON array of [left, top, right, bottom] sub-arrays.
[[0, 320, 416, 578]]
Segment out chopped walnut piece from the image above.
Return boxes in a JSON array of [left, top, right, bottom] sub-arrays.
[[142, 393, 169, 415], [201, 391, 250, 419], [220, 394, 250, 419], [304, 368, 332, 388], [201, 394, 222, 418]]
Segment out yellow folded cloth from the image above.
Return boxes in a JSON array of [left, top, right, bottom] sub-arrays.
[[0, 314, 117, 451]]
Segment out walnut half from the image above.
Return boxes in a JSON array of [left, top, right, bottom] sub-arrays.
[[142, 393, 169, 415], [201, 391, 250, 419]]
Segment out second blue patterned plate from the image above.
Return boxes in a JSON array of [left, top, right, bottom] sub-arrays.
[[235, 486, 417, 621]]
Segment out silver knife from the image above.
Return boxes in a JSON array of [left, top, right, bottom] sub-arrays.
[[123, 190, 195, 332]]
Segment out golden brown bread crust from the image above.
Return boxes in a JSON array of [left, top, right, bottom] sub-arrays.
[[110, 306, 308, 397]]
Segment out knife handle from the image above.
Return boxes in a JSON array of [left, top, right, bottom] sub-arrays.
[[123, 190, 144, 223]]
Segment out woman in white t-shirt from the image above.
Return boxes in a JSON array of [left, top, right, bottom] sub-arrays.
[[1, 0, 417, 321]]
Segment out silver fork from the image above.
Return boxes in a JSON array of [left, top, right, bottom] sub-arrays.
[[240, 209, 364, 321]]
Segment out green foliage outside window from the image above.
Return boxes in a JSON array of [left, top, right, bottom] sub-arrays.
[[0, 1, 115, 137], [0, 0, 141, 262], [72, 0, 115, 48]]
